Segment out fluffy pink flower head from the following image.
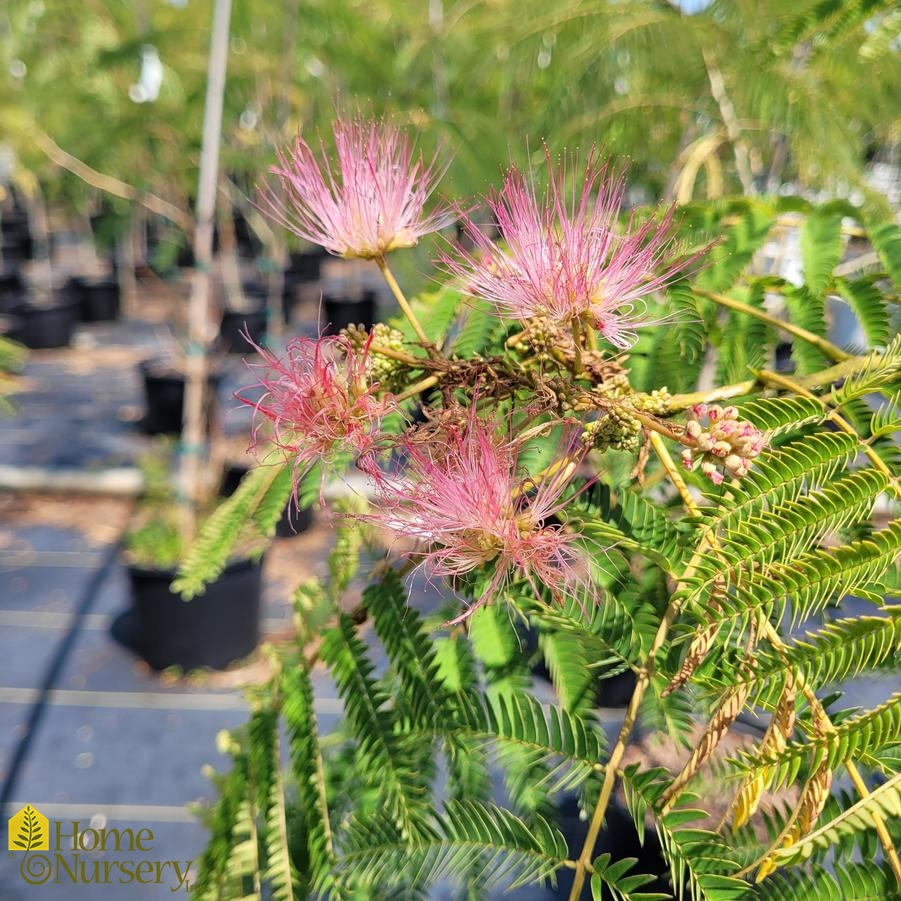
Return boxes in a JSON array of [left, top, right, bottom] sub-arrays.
[[259, 116, 454, 259], [366, 411, 595, 622], [445, 149, 695, 348], [238, 333, 394, 490]]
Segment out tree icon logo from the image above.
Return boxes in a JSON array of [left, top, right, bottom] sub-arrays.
[[8, 805, 49, 852]]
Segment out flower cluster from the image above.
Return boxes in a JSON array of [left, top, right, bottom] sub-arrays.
[[238, 334, 394, 483], [680, 404, 767, 485], [345, 322, 409, 391], [363, 412, 594, 622], [444, 150, 695, 349], [243, 116, 764, 622], [258, 116, 453, 260]]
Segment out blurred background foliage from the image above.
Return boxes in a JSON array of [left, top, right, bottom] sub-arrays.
[[0, 0, 899, 229]]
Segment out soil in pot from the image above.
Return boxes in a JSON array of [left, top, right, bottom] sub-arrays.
[[113, 556, 263, 671], [320, 291, 377, 335], [79, 277, 121, 323], [10, 296, 80, 349], [220, 307, 267, 354], [139, 360, 225, 435]]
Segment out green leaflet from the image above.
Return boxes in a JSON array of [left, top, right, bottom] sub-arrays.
[[173, 461, 291, 599], [320, 613, 433, 839], [834, 275, 891, 348], [706, 611, 901, 708], [738, 694, 901, 789], [800, 208, 844, 298], [340, 801, 569, 891], [623, 768, 751, 901], [752, 861, 901, 901], [867, 218, 901, 292], [282, 666, 335, 895], [455, 691, 607, 796]]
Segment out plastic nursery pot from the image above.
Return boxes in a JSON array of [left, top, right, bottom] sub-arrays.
[[286, 249, 325, 284], [79, 278, 121, 323], [0, 268, 25, 313], [0, 222, 34, 263], [9, 296, 80, 349], [274, 499, 314, 537], [219, 307, 267, 354], [219, 463, 314, 536], [0, 314, 25, 343], [117, 556, 263, 671], [138, 359, 225, 435], [319, 291, 377, 335]]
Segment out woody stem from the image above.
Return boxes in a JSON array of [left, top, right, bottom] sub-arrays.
[[567, 433, 691, 900]]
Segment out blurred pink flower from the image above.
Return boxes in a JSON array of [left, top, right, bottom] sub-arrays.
[[445, 150, 694, 348], [366, 412, 595, 622], [238, 334, 394, 491], [259, 116, 454, 259]]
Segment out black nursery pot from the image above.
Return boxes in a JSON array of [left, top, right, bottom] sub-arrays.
[[220, 307, 267, 354], [320, 291, 377, 335], [220, 463, 314, 536], [0, 314, 24, 343], [275, 500, 314, 537], [0, 269, 25, 313], [139, 360, 224, 435], [79, 278, 121, 323], [286, 249, 325, 284], [120, 557, 263, 671], [10, 297, 79, 349]]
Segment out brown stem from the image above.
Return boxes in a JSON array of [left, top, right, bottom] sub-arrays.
[[32, 128, 193, 233]]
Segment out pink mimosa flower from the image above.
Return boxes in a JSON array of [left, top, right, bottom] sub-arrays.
[[366, 412, 596, 622], [445, 150, 695, 348], [259, 116, 454, 259], [238, 334, 394, 494]]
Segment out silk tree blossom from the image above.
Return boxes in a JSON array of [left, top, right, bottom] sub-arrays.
[[238, 334, 394, 493], [445, 150, 695, 349], [258, 116, 454, 259], [365, 412, 597, 622]]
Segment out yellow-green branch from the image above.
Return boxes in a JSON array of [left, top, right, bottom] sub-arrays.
[[694, 287, 850, 363]]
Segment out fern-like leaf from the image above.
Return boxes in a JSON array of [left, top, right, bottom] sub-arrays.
[[341, 800, 569, 891], [173, 462, 288, 598], [320, 613, 432, 838], [753, 860, 901, 900], [282, 664, 335, 894]]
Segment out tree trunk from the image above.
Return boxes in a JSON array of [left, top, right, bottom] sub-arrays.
[[179, 0, 233, 540]]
